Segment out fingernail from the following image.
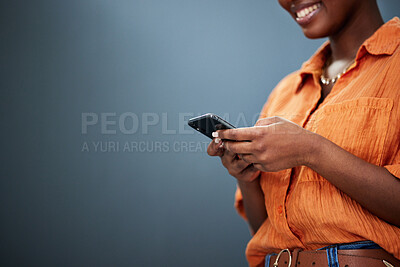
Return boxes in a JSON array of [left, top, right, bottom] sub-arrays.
[[212, 132, 219, 138], [214, 138, 221, 144]]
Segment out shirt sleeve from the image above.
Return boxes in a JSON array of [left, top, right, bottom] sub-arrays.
[[233, 77, 287, 220], [233, 96, 273, 221], [234, 186, 247, 221], [384, 150, 400, 179], [233, 72, 300, 220]]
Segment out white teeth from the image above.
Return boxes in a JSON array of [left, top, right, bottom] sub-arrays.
[[296, 3, 321, 19]]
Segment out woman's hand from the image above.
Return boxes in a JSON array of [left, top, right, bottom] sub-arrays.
[[207, 138, 261, 183], [215, 116, 319, 172]]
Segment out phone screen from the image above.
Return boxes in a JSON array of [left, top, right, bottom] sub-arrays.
[[188, 113, 236, 139]]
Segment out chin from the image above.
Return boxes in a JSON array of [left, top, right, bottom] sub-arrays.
[[301, 24, 331, 39], [302, 29, 326, 39]]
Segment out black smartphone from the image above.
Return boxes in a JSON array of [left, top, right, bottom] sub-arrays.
[[188, 113, 236, 139]]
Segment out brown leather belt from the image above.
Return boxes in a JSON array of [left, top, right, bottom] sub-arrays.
[[267, 248, 400, 267]]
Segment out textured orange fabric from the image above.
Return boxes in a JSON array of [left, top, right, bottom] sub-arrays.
[[235, 17, 400, 267]]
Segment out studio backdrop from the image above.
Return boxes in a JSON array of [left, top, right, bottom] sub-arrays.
[[1, 0, 399, 266]]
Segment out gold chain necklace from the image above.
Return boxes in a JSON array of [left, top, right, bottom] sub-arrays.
[[320, 58, 355, 85]]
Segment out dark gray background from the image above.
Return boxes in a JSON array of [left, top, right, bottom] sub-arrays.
[[1, 1, 398, 266]]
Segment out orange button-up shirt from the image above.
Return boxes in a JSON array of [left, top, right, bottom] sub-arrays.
[[235, 17, 400, 267]]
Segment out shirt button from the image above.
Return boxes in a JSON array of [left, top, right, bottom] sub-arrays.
[[277, 205, 283, 215]]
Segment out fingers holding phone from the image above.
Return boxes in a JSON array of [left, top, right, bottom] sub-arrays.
[[207, 138, 224, 157], [222, 148, 260, 182], [191, 113, 260, 182], [207, 138, 260, 182]]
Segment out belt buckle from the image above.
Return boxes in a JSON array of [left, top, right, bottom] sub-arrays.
[[273, 248, 292, 267], [383, 260, 394, 267]]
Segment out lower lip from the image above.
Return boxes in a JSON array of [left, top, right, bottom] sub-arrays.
[[295, 4, 322, 26]]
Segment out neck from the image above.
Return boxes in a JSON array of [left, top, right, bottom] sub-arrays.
[[329, 2, 384, 62]]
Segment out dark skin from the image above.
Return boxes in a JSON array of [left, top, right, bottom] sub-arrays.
[[208, 0, 400, 234], [291, 0, 385, 101]]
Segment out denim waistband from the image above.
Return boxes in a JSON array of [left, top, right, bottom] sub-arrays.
[[318, 240, 381, 250], [264, 241, 381, 267]]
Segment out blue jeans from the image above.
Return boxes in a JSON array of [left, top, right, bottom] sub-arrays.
[[264, 240, 381, 267]]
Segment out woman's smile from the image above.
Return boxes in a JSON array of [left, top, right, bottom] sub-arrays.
[[291, 1, 322, 26]]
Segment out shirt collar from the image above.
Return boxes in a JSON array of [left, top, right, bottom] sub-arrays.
[[295, 17, 400, 92], [359, 16, 400, 57], [300, 41, 330, 75]]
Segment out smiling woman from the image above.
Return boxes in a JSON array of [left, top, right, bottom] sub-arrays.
[[294, 3, 321, 25], [207, 0, 400, 266]]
